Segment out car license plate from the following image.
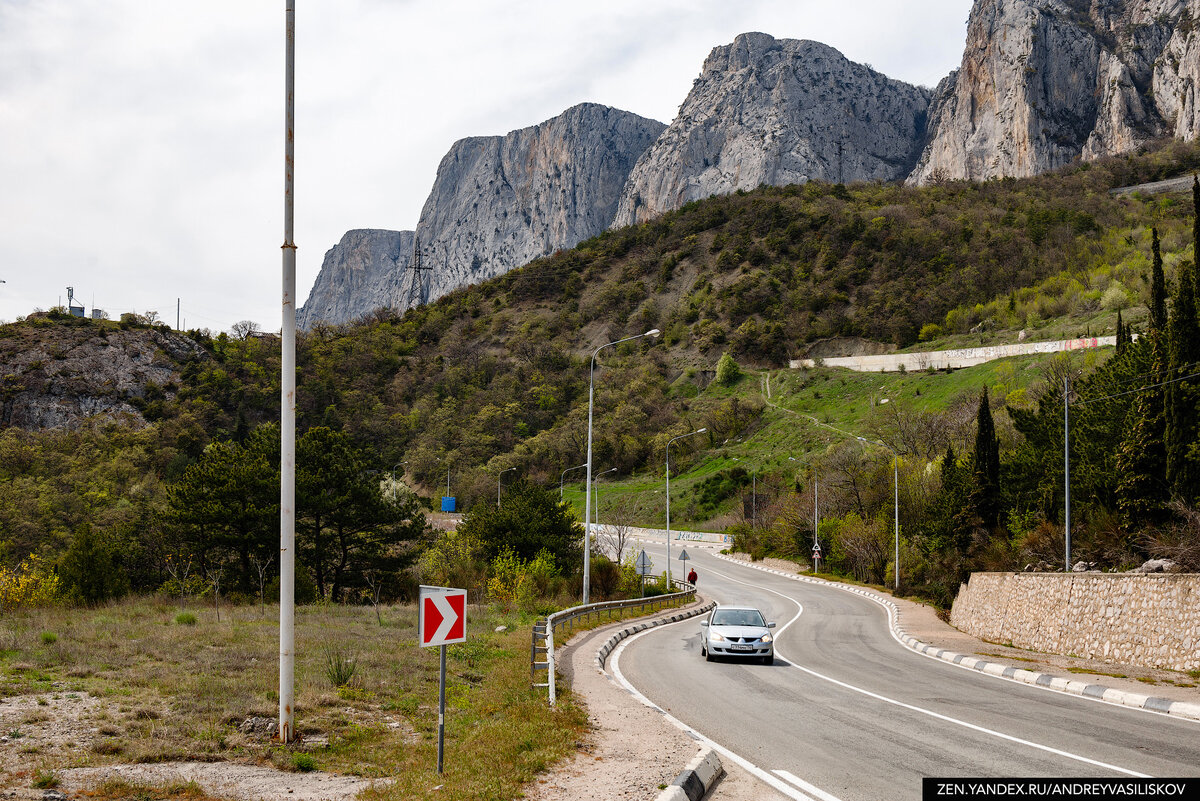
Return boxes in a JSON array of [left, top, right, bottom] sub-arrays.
[[731, 644, 753, 651]]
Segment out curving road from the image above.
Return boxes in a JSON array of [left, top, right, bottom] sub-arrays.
[[613, 546, 1200, 801]]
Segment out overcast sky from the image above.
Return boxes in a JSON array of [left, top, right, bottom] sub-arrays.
[[0, 0, 972, 332]]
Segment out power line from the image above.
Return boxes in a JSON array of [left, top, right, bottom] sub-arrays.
[[1075, 368, 1200, 406]]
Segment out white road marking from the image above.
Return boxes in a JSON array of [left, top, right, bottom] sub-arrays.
[[773, 770, 844, 801], [619, 556, 1150, 786]]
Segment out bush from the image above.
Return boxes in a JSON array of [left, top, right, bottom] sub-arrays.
[[0, 554, 61, 613], [715, 351, 741, 386], [174, 612, 197, 625]]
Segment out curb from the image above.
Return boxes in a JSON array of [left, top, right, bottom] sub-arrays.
[[655, 747, 724, 801], [715, 554, 1200, 723], [594, 599, 716, 670]]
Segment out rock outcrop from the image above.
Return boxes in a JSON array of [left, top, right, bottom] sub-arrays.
[[296, 229, 414, 330], [0, 319, 209, 430], [412, 103, 664, 310], [299, 104, 664, 327], [613, 33, 933, 227], [910, 0, 1199, 183]]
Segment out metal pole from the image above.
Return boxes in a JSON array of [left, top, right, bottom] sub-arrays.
[[497, 466, 516, 507], [751, 471, 756, 528], [278, 0, 296, 746], [666, 428, 705, 586], [437, 644, 446, 773], [583, 329, 659, 605], [893, 457, 900, 590], [1064, 375, 1071, 572], [560, 462, 586, 500], [814, 480, 819, 573]]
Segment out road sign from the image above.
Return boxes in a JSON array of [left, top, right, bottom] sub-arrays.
[[420, 586, 466, 648], [678, 548, 690, 562], [635, 550, 653, 576]]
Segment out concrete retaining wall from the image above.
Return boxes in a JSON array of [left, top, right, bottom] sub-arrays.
[[951, 573, 1200, 672], [789, 336, 1114, 373]]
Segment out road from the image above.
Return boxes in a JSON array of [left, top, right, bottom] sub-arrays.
[[614, 546, 1200, 801]]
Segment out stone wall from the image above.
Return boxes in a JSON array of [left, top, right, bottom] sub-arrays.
[[951, 573, 1200, 672], [789, 336, 1114, 373]]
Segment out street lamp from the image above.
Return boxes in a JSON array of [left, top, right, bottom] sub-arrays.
[[497, 466, 517, 507], [592, 467, 618, 527], [666, 428, 706, 586], [583, 328, 660, 604], [859, 437, 900, 589], [560, 462, 587, 500], [391, 461, 404, 501]]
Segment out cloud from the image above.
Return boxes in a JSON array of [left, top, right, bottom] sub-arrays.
[[0, 0, 970, 331]]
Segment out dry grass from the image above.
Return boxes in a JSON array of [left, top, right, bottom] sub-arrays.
[[0, 597, 589, 800]]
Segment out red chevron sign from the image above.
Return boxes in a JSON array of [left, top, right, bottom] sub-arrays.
[[419, 586, 466, 648]]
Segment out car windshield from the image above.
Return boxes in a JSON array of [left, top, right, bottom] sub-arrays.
[[711, 609, 765, 627]]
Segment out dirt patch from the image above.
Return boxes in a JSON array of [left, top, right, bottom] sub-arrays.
[[58, 762, 383, 801]]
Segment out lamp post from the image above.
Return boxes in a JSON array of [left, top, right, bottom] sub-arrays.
[[859, 437, 900, 589], [666, 428, 706, 586], [592, 467, 617, 528], [391, 462, 404, 501], [560, 462, 587, 500], [583, 328, 660, 604], [497, 466, 517, 507]]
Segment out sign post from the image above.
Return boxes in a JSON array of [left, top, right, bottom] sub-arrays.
[[635, 550, 653, 597], [812, 543, 822, 574], [419, 585, 467, 774]]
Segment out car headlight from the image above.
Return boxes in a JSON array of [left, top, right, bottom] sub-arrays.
[[758, 633, 772, 643], [710, 632, 726, 642]]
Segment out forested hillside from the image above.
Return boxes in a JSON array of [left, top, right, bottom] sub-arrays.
[[2, 140, 1198, 608]]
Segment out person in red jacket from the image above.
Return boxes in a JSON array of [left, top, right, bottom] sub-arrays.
[[687, 567, 697, 585]]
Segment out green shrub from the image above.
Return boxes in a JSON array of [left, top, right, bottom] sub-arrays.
[[40, 632, 57, 645], [322, 643, 357, 688], [715, 351, 740, 386], [291, 753, 317, 772], [174, 612, 197, 625]]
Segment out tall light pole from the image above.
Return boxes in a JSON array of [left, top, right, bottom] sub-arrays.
[[583, 328, 659, 604], [560, 462, 587, 500], [666, 428, 706, 586], [278, 0, 297, 745], [497, 466, 517, 507], [1064, 374, 1072, 573], [592, 467, 617, 527], [859, 437, 900, 589], [391, 461, 405, 501]]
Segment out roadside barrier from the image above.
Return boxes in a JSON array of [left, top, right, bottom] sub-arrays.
[[532, 579, 695, 705]]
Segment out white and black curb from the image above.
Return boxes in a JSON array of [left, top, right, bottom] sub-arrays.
[[655, 747, 724, 801], [716, 553, 1200, 723], [594, 600, 716, 670]]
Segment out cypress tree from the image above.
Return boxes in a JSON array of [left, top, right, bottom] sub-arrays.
[[1150, 227, 1167, 335], [1166, 258, 1200, 502], [969, 388, 1001, 532], [1115, 310, 1125, 357]]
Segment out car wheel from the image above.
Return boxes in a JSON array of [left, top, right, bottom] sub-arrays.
[[705, 647, 714, 662], [762, 654, 774, 665]]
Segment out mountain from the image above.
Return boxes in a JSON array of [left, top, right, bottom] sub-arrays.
[[613, 33, 933, 228], [910, 0, 1200, 183], [298, 103, 664, 328], [296, 229, 414, 331]]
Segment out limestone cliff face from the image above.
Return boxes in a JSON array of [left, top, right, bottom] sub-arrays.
[[413, 103, 665, 308], [0, 320, 209, 430], [910, 0, 1197, 183], [296, 230, 414, 330], [613, 33, 933, 227]]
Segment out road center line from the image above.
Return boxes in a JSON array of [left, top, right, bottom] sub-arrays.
[[702, 559, 1150, 778]]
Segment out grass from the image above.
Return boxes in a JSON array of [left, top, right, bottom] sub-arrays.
[[0, 597, 590, 801], [1067, 667, 1129, 679]]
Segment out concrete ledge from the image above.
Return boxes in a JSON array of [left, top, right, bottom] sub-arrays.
[[655, 747, 724, 801], [715, 553, 1200, 723]]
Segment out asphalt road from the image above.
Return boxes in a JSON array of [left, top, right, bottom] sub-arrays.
[[615, 546, 1200, 801]]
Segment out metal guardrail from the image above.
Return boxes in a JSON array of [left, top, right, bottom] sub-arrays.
[[532, 579, 696, 705]]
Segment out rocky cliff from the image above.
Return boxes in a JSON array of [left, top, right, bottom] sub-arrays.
[[296, 229, 414, 330], [413, 102, 664, 309], [0, 317, 209, 430], [299, 104, 664, 327], [613, 33, 933, 227], [910, 0, 1200, 183]]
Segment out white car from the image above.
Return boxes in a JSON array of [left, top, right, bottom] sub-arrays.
[[700, 605, 776, 664]]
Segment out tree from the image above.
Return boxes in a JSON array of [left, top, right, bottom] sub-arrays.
[[58, 524, 128, 605], [715, 351, 741, 386], [457, 479, 583, 575], [231, 320, 261, 340], [296, 426, 428, 601], [1166, 257, 1200, 503], [968, 389, 1001, 534]]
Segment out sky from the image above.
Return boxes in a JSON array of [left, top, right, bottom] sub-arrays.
[[0, 0, 972, 333]]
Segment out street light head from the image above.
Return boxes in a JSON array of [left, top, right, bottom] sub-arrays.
[[645, 328, 661, 338], [696, 427, 706, 434]]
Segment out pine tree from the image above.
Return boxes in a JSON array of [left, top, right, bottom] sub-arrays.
[[1150, 227, 1167, 334], [1115, 310, 1126, 356]]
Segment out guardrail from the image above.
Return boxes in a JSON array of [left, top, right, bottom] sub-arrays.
[[532, 579, 695, 705]]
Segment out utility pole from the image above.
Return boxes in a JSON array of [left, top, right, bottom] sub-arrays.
[[177, 298, 180, 331], [278, 0, 297, 745], [1064, 375, 1071, 572]]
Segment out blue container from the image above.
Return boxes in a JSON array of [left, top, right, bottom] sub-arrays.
[[441, 496, 456, 513]]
